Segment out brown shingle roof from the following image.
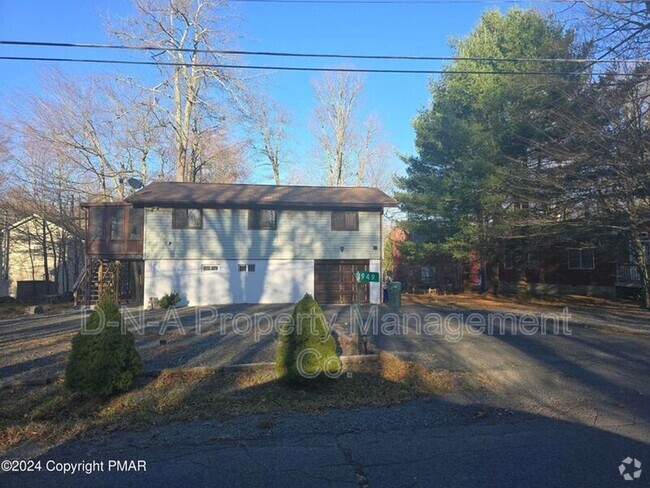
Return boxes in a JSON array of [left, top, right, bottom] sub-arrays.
[[125, 182, 398, 210]]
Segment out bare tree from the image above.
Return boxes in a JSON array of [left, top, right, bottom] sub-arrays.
[[353, 113, 395, 190], [108, 87, 168, 187], [3, 139, 85, 292], [244, 94, 289, 185], [15, 73, 118, 199], [0, 123, 11, 193], [547, 1, 650, 307], [502, 66, 650, 307], [311, 71, 394, 188], [311, 71, 363, 186], [560, 73, 650, 307], [578, 1, 650, 61], [111, 0, 244, 182], [12, 70, 164, 201], [189, 116, 251, 183]]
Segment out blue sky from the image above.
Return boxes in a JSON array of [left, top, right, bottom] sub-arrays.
[[0, 0, 554, 184]]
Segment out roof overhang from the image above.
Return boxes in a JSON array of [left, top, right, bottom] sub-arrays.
[[125, 182, 399, 211]]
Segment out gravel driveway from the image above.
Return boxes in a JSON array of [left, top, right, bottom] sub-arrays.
[[1, 302, 649, 395], [0, 304, 293, 387]]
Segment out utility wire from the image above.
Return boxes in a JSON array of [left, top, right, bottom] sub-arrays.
[[227, 0, 617, 4], [1, 54, 646, 76], [1, 40, 648, 65]]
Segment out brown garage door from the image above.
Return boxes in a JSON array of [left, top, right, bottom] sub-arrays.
[[314, 260, 369, 304]]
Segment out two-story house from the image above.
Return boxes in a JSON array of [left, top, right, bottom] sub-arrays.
[[79, 182, 397, 307]]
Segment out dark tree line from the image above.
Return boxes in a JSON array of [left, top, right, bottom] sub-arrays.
[[396, 4, 650, 307]]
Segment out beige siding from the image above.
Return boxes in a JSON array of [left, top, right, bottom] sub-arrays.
[[144, 208, 382, 261], [4, 217, 83, 296]]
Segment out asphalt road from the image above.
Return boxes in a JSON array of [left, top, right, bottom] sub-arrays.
[[1, 303, 649, 487], [1, 397, 648, 487]]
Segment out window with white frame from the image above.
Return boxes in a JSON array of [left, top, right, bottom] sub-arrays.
[[503, 251, 514, 270], [526, 251, 538, 269], [202, 264, 219, 272], [421, 266, 435, 284], [238, 264, 256, 272], [567, 248, 595, 270]]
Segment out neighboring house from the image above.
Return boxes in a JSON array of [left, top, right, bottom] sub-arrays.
[[498, 228, 650, 299], [385, 223, 649, 299], [79, 182, 397, 306], [385, 226, 409, 282], [614, 229, 650, 297], [0, 214, 84, 300], [385, 227, 463, 293]]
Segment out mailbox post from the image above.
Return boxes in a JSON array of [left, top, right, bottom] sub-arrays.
[[354, 270, 379, 354]]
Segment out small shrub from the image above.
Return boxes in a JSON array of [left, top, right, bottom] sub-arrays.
[[159, 291, 181, 309], [276, 293, 340, 383], [65, 297, 141, 398]]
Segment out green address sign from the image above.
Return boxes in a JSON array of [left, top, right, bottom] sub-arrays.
[[355, 271, 379, 283]]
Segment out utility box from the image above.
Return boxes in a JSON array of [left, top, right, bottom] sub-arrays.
[[388, 281, 402, 307]]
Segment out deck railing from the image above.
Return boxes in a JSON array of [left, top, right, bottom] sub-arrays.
[[616, 264, 641, 283]]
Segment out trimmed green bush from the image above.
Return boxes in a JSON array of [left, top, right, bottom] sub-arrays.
[[65, 297, 141, 397], [159, 291, 181, 309], [276, 293, 340, 383]]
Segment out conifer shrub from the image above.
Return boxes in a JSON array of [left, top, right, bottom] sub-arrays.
[[65, 297, 141, 397], [159, 291, 181, 309], [276, 293, 340, 383]]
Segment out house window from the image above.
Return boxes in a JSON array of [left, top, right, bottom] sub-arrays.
[[503, 251, 514, 270], [109, 207, 124, 241], [248, 209, 276, 230], [331, 211, 359, 231], [526, 251, 538, 269], [238, 264, 256, 272], [568, 248, 595, 270], [421, 266, 435, 284], [128, 208, 144, 241], [89, 207, 104, 240], [172, 208, 202, 229], [248, 264, 256, 272], [202, 264, 220, 272]]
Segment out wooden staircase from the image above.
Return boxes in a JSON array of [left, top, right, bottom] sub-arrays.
[[73, 260, 121, 306]]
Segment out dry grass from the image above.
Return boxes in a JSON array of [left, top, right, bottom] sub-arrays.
[[0, 354, 469, 454], [0, 302, 76, 320], [0, 304, 26, 319], [405, 291, 640, 314]]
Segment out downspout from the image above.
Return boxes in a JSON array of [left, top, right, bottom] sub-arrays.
[[1, 209, 8, 282], [141, 206, 146, 307], [380, 209, 384, 304], [84, 207, 91, 307]]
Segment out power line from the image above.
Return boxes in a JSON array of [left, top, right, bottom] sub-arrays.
[[2, 40, 648, 65], [227, 0, 598, 3], [0, 54, 646, 76]]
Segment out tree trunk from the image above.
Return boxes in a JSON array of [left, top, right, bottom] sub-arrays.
[[41, 219, 50, 284], [516, 269, 528, 299], [489, 259, 500, 297], [630, 234, 650, 309]]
